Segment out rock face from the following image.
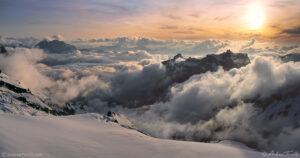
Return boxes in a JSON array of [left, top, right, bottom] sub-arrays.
[[35, 39, 76, 53], [280, 52, 300, 62], [0, 72, 75, 115], [162, 50, 251, 83], [0, 45, 7, 54]]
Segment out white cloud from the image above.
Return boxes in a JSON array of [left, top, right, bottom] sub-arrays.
[[45, 35, 65, 41], [0, 36, 39, 47], [126, 56, 300, 151], [241, 39, 255, 49]]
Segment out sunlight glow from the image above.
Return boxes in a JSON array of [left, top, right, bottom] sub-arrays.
[[245, 2, 265, 30]]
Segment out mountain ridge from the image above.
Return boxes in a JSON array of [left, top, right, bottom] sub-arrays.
[[35, 39, 77, 53]]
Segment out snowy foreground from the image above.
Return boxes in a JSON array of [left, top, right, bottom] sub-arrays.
[[0, 113, 295, 158]]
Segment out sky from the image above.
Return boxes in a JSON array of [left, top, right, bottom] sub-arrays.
[[0, 0, 300, 40]]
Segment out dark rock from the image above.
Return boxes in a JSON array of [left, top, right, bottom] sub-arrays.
[[107, 111, 112, 117], [162, 50, 250, 83], [115, 50, 251, 108], [280, 52, 300, 62], [0, 45, 7, 54], [35, 39, 76, 53], [0, 80, 29, 93]]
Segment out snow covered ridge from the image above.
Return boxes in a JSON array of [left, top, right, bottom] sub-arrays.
[[0, 72, 76, 116], [0, 113, 292, 158]]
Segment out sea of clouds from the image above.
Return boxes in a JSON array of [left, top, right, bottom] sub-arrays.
[[0, 35, 300, 151]]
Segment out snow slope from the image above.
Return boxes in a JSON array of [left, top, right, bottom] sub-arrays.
[[0, 72, 76, 116], [0, 113, 294, 158]]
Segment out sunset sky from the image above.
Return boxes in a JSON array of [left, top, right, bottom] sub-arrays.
[[1, 0, 300, 40]]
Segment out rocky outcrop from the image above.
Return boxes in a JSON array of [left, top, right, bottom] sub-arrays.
[[162, 50, 250, 83], [0, 45, 7, 54], [0, 72, 76, 115], [35, 39, 76, 53], [280, 52, 300, 62]]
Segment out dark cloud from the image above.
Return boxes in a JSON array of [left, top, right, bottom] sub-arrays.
[[166, 14, 182, 20], [173, 31, 195, 34], [110, 64, 170, 107], [214, 15, 231, 21], [282, 26, 300, 35], [189, 13, 199, 18], [187, 27, 203, 31], [160, 25, 178, 30]]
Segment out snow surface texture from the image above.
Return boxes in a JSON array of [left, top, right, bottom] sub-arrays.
[[0, 113, 293, 158]]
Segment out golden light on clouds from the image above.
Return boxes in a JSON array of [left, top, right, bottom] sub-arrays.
[[245, 2, 265, 30], [2, 0, 300, 40]]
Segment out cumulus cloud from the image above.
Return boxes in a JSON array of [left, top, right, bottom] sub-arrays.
[[186, 40, 229, 55], [0, 48, 110, 105], [0, 45, 170, 107], [125, 56, 300, 151], [45, 35, 64, 41], [241, 39, 255, 49], [0, 36, 39, 47], [0, 48, 52, 92], [49, 75, 110, 105], [115, 50, 152, 61]]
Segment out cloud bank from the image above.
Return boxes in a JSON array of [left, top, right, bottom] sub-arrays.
[[1, 37, 300, 152], [125, 56, 300, 151]]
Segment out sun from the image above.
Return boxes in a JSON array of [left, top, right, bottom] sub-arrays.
[[245, 2, 265, 30]]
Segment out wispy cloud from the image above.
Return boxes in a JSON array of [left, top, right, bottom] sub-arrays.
[[160, 25, 178, 30], [282, 26, 300, 35]]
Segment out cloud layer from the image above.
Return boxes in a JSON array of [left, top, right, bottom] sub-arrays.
[[1, 37, 300, 152], [127, 56, 300, 151]]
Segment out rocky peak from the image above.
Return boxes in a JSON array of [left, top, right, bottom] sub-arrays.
[[280, 52, 300, 62], [35, 39, 76, 53], [0, 45, 7, 54], [162, 50, 250, 83], [174, 53, 184, 60]]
